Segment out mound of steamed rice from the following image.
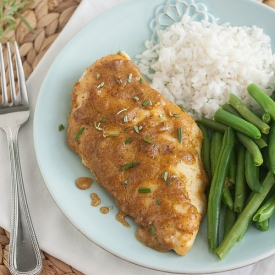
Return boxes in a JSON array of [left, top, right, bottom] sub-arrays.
[[136, 16, 275, 119]]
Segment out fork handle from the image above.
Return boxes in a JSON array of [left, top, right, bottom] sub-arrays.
[[5, 126, 43, 275]]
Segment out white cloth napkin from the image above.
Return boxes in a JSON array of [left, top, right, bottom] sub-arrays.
[[0, 0, 275, 274]]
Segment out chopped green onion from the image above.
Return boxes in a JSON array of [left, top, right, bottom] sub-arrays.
[[124, 180, 129, 185], [166, 179, 171, 185], [139, 126, 143, 131], [150, 223, 155, 236], [144, 138, 152, 144], [138, 188, 151, 193], [125, 138, 132, 144], [120, 162, 140, 171], [162, 171, 169, 181], [108, 206, 113, 210], [156, 199, 161, 205], [140, 78, 144, 83], [159, 114, 164, 118], [123, 115, 129, 123], [59, 124, 65, 131], [103, 133, 119, 137], [94, 122, 103, 131], [134, 126, 140, 133], [96, 73, 100, 79], [142, 100, 151, 106], [117, 50, 122, 55], [117, 108, 127, 115], [100, 119, 107, 123], [97, 82, 104, 88], [169, 112, 180, 118], [178, 105, 185, 112], [128, 73, 133, 83], [74, 127, 85, 141], [178, 127, 182, 144], [133, 96, 139, 101]]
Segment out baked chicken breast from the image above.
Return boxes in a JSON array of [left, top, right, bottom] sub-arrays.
[[67, 53, 208, 255]]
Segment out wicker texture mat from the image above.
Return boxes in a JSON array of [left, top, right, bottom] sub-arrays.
[[0, 0, 275, 274]]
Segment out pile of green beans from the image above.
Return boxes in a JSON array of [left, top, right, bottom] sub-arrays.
[[198, 84, 275, 259]]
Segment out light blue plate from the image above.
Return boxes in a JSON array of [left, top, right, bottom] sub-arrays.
[[34, 0, 275, 273]]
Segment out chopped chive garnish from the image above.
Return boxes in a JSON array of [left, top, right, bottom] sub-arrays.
[[142, 100, 151, 106], [94, 122, 103, 131], [103, 133, 119, 137], [74, 127, 85, 141], [156, 199, 161, 205], [120, 162, 140, 171], [123, 115, 128, 123], [117, 50, 122, 55], [100, 119, 107, 123], [138, 188, 151, 193], [108, 206, 113, 210], [144, 138, 152, 144], [59, 124, 65, 131], [178, 127, 182, 144], [169, 112, 180, 118], [166, 179, 171, 185], [178, 105, 185, 112], [140, 78, 144, 83], [150, 223, 155, 236], [96, 73, 100, 79], [134, 126, 139, 133], [124, 180, 129, 185], [133, 96, 139, 101], [125, 138, 132, 144], [97, 82, 104, 88], [128, 73, 132, 83], [162, 171, 169, 181], [117, 108, 127, 114]]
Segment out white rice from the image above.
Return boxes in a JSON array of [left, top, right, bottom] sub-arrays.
[[136, 15, 275, 119]]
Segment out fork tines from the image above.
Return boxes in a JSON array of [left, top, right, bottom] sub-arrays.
[[0, 42, 28, 107]]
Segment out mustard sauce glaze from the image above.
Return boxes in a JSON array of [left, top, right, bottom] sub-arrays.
[[90, 193, 101, 206], [67, 53, 209, 256], [100, 207, 110, 214], [116, 211, 130, 227], [76, 177, 93, 190]]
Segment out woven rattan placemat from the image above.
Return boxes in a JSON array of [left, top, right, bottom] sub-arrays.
[[0, 0, 275, 274]]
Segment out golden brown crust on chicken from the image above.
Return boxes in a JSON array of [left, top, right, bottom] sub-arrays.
[[67, 53, 208, 255]]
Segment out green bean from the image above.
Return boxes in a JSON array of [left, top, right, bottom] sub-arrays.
[[236, 132, 263, 166], [253, 193, 275, 222], [214, 108, 261, 139], [228, 93, 270, 134], [222, 103, 243, 118], [254, 219, 269, 231], [245, 149, 263, 193], [216, 171, 275, 259], [210, 131, 223, 177], [222, 184, 234, 210], [268, 120, 275, 174], [197, 122, 211, 180], [199, 117, 228, 133], [234, 145, 246, 213], [262, 113, 271, 124], [228, 150, 236, 184], [223, 207, 237, 239], [247, 84, 275, 121], [252, 137, 267, 149], [207, 127, 235, 252]]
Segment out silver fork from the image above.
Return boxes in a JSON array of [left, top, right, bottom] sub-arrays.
[[0, 42, 43, 275]]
